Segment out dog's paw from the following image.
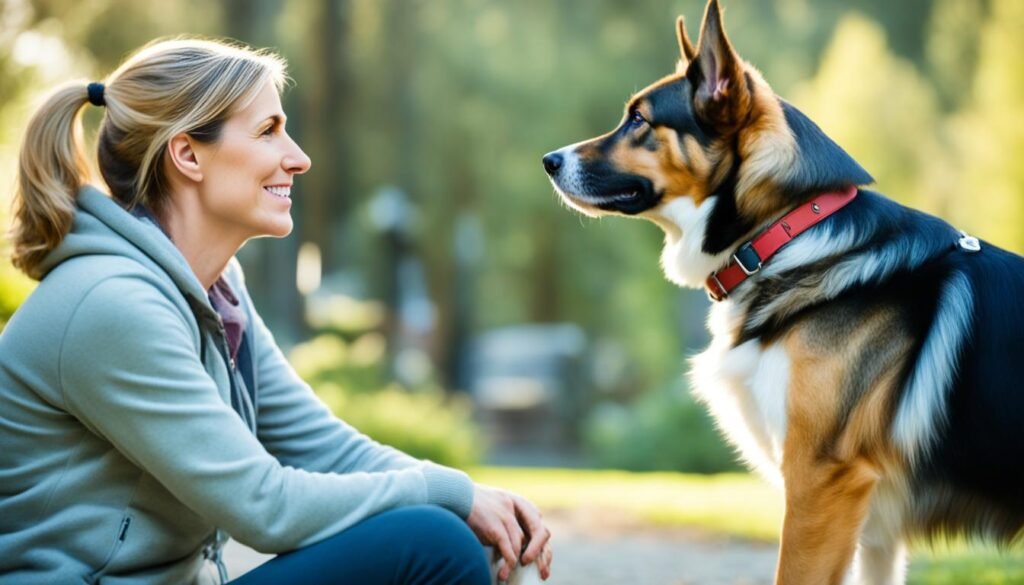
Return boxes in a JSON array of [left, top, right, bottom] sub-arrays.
[[493, 559, 544, 585], [487, 547, 546, 585]]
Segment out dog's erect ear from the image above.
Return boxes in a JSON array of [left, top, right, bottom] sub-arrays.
[[688, 0, 751, 133], [675, 16, 697, 74]]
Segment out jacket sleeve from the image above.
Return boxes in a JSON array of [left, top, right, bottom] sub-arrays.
[[58, 276, 472, 553], [223, 263, 474, 518], [247, 299, 474, 514]]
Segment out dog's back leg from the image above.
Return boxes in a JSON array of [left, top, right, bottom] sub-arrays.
[[849, 486, 909, 585], [851, 539, 907, 585]]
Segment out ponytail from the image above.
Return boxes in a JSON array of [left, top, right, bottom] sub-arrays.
[[9, 83, 94, 280]]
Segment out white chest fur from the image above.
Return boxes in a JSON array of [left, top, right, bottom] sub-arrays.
[[689, 301, 791, 485]]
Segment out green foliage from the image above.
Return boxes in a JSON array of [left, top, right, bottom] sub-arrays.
[[0, 161, 35, 331], [926, 0, 986, 110], [0, 261, 35, 331], [583, 383, 743, 474], [791, 14, 942, 212], [289, 332, 388, 393], [305, 295, 388, 339], [945, 0, 1024, 253], [316, 382, 482, 469], [289, 330, 483, 469]]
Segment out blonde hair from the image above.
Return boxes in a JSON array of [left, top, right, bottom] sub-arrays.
[[9, 37, 287, 279]]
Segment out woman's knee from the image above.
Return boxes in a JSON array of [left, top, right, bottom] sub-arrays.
[[389, 505, 491, 584]]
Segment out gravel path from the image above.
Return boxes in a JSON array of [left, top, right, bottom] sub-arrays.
[[223, 507, 779, 585]]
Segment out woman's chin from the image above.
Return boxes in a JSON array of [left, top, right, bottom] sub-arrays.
[[268, 223, 293, 238], [252, 217, 293, 239]]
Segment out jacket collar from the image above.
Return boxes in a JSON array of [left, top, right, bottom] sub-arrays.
[[41, 186, 219, 321]]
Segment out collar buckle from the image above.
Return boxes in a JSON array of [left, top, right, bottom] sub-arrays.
[[732, 242, 763, 276]]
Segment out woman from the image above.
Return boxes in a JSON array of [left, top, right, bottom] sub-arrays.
[[0, 38, 551, 585]]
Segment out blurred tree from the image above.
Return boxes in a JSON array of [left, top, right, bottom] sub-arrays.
[[926, 0, 989, 111], [945, 0, 1024, 252], [790, 14, 943, 213], [296, 0, 352, 270], [222, 0, 281, 45]]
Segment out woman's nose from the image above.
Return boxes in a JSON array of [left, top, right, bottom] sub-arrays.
[[284, 134, 312, 174]]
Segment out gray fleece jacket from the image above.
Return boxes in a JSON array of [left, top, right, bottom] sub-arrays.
[[0, 186, 475, 584]]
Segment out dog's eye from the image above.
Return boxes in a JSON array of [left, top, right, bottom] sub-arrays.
[[631, 110, 647, 127]]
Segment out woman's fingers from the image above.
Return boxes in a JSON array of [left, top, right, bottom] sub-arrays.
[[520, 526, 551, 567], [500, 506, 527, 581], [467, 484, 553, 581], [492, 523, 518, 582], [516, 496, 551, 566], [470, 485, 520, 581], [539, 544, 553, 580]]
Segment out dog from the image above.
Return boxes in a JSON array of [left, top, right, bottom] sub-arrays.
[[542, 1, 1024, 583]]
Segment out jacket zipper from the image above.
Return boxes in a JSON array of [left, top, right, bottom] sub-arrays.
[[89, 516, 131, 583]]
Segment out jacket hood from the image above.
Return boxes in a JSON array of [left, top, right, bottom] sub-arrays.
[[39, 185, 214, 315]]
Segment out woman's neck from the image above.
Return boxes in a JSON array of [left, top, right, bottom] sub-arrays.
[[156, 195, 246, 291]]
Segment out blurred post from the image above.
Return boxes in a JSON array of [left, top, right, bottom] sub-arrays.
[[449, 211, 482, 392], [369, 186, 436, 387]]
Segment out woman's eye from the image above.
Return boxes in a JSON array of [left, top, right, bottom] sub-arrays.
[[631, 110, 646, 126], [261, 125, 275, 137]]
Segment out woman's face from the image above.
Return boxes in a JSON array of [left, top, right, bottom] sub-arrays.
[[192, 79, 311, 241]]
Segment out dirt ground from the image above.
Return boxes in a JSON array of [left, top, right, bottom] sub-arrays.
[[222, 507, 779, 585]]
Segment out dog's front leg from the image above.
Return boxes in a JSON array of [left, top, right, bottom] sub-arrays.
[[771, 321, 902, 585], [775, 450, 878, 585]]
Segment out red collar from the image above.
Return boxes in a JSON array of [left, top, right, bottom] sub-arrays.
[[705, 186, 858, 302]]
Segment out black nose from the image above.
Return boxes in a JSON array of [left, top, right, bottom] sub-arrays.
[[542, 152, 563, 175]]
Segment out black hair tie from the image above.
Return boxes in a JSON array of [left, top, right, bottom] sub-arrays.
[[87, 82, 106, 107]]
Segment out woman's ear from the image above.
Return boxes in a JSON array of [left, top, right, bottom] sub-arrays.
[[166, 132, 203, 183]]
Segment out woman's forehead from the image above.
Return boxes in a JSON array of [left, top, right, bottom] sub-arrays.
[[235, 80, 285, 125]]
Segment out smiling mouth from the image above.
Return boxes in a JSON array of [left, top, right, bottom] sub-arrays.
[[264, 186, 291, 198]]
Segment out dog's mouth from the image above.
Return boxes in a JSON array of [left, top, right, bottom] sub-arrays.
[[565, 176, 660, 216], [544, 149, 662, 215]]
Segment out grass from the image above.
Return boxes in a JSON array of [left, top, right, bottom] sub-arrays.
[[470, 466, 1024, 584], [471, 466, 784, 540]]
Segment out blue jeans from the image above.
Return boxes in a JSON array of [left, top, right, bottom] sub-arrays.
[[229, 506, 491, 585]]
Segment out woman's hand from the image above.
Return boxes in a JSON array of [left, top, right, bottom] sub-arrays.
[[466, 483, 553, 581]]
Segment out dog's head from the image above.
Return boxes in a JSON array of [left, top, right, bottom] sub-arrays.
[[543, 0, 872, 287]]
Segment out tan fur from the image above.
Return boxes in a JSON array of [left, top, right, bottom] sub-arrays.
[[607, 123, 713, 207], [576, 140, 602, 162], [676, 16, 697, 69], [776, 310, 911, 584], [735, 68, 799, 225], [682, 134, 712, 185]]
